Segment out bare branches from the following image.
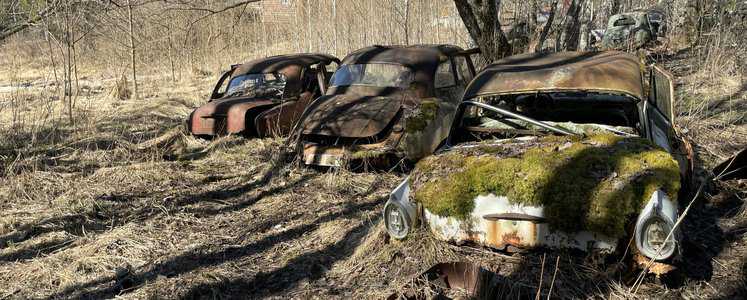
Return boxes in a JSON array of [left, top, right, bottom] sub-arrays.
[[162, 0, 260, 15], [453, 0, 511, 62], [0, 0, 62, 42]]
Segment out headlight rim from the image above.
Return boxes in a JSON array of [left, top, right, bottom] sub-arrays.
[[384, 201, 412, 240], [637, 214, 677, 260]]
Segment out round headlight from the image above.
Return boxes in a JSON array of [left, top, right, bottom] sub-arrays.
[[640, 217, 675, 260], [384, 201, 411, 239]]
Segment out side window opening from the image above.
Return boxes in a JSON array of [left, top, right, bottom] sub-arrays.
[[302, 67, 320, 96], [614, 16, 636, 27], [435, 59, 461, 103], [434, 61, 456, 89], [454, 56, 474, 87], [211, 69, 233, 99], [324, 61, 338, 83]]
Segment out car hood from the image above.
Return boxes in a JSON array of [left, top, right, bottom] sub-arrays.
[[301, 94, 402, 138], [409, 134, 681, 238]]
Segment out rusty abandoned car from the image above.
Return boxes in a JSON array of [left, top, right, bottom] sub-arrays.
[[187, 53, 339, 138], [298, 45, 477, 167], [383, 51, 693, 273], [601, 8, 666, 50]]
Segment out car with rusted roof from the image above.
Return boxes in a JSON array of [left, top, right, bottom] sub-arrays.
[[601, 8, 666, 50], [383, 51, 694, 275], [187, 53, 339, 138], [298, 45, 477, 167]]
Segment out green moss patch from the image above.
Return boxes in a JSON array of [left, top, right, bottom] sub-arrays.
[[404, 100, 439, 134], [409, 134, 680, 237]]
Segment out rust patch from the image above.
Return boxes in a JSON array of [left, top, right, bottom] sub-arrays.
[[464, 51, 645, 101], [633, 254, 676, 276], [485, 220, 501, 247], [502, 232, 523, 246]]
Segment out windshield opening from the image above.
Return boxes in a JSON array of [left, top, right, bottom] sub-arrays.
[[329, 64, 413, 88], [225, 73, 287, 99], [453, 92, 640, 144]]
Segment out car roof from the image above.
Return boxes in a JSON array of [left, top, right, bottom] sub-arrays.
[[233, 53, 339, 76], [340, 44, 464, 68], [463, 51, 644, 101]]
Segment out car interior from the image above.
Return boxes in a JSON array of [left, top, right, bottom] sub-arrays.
[[453, 92, 641, 143]]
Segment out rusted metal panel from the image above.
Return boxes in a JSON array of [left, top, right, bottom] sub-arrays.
[[463, 51, 645, 101], [189, 98, 275, 136], [423, 194, 617, 252], [302, 136, 399, 167], [387, 262, 499, 299], [254, 92, 315, 138], [302, 144, 347, 167], [301, 92, 402, 138]]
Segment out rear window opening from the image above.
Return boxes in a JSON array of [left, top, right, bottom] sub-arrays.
[[329, 64, 413, 88]]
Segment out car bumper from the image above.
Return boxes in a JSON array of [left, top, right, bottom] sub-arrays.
[[423, 194, 619, 253], [302, 140, 393, 167]]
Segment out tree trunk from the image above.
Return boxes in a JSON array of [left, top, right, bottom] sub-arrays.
[[558, 0, 584, 51], [453, 0, 511, 62], [532, 0, 557, 53], [610, 0, 621, 15], [127, 0, 138, 99]]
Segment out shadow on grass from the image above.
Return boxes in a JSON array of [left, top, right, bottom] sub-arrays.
[[41, 195, 384, 299], [0, 237, 74, 262], [0, 144, 296, 263]]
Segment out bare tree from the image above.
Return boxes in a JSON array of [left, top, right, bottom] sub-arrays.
[[127, 0, 138, 99], [532, 0, 558, 53], [558, 0, 585, 51], [453, 0, 511, 62]]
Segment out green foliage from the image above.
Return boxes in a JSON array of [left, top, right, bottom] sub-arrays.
[[410, 134, 681, 237], [404, 100, 439, 134]]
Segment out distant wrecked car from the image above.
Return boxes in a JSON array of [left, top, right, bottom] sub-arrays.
[[601, 8, 666, 50], [383, 51, 693, 273], [298, 45, 477, 167], [187, 54, 339, 138]]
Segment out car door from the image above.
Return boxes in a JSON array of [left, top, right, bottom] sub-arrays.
[[645, 65, 693, 180], [255, 65, 320, 137]]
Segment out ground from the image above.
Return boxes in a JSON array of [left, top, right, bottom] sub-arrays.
[[0, 48, 745, 299]]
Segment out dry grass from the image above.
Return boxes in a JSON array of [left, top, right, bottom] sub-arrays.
[[1, 11, 746, 299]]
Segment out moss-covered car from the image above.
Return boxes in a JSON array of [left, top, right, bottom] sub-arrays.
[[383, 51, 693, 268], [187, 54, 339, 138], [298, 45, 477, 167]]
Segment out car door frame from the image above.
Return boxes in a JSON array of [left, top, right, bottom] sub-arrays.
[[209, 65, 238, 100], [642, 64, 694, 183]]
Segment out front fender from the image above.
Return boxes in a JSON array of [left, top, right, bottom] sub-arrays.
[[400, 99, 457, 161], [383, 177, 418, 239], [634, 189, 679, 261]]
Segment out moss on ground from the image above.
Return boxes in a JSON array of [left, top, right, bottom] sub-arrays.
[[410, 134, 681, 237], [404, 100, 439, 134]]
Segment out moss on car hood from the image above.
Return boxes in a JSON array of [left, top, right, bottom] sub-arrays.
[[409, 134, 680, 237]]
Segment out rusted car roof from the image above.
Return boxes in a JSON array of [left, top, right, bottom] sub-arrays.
[[233, 53, 339, 76], [463, 51, 644, 100], [340, 44, 463, 67], [335, 44, 465, 94], [231, 53, 339, 96]]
